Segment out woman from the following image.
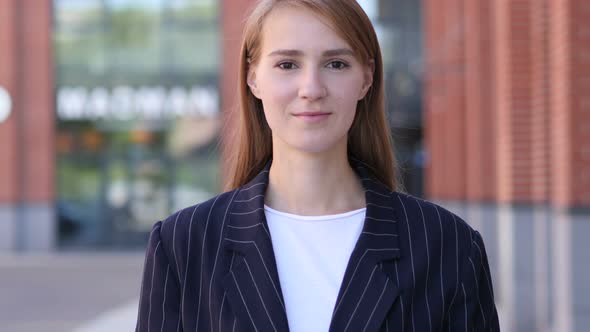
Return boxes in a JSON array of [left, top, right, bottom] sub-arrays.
[[136, 0, 500, 331]]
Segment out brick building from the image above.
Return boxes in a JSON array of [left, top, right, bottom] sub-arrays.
[[423, 0, 589, 209], [0, 0, 55, 250], [421, 1, 590, 330]]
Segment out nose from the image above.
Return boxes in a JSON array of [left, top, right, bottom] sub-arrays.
[[298, 67, 327, 100]]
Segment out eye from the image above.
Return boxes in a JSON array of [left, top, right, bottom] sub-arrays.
[[326, 60, 349, 70], [277, 62, 297, 70]]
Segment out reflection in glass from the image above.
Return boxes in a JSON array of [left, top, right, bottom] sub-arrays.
[[53, 0, 221, 247]]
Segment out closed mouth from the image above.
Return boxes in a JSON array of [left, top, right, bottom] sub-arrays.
[[293, 112, 331, 116]]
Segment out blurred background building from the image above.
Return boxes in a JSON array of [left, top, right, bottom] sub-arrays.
[[0, 0, 588, 331], [1, 0, 222, 250]]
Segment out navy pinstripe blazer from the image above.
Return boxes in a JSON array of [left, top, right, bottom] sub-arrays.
[[136, 158, 500, 331]]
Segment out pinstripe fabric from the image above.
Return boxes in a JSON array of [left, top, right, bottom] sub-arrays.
[[136, 158, 500, 331]]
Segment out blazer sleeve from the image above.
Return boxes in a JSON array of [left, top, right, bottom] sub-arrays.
[[445, 230, 500, 331], [136, 221, 183, 332]]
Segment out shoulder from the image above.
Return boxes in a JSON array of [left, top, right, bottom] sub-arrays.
[[153, 189, 240, 250], [140, 189, 240, 285], [391, 191, 478, 251]]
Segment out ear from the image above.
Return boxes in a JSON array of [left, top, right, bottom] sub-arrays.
[[247, 66, 261, 99], [358, 59, 375, 100]]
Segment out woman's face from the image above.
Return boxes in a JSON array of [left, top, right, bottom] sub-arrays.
[[248, 5, 373, 155]]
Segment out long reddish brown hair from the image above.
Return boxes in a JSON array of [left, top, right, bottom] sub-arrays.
[[224, 0, 398, 191]]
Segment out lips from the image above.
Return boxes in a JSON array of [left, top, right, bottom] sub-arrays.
[[292, 111, 331, 123], [293, 111, 331, 116]]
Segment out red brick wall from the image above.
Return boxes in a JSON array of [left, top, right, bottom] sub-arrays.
[[549, 0, 572, 207], [549, 0, 590, 207], [422, 0, 445, 198], [464, 0, 497, 202], [423, 0, 468, 200], [443, 0, 467, 201], [0, 0, 54, 203], [0, 0, 18, 203], [220, 0, 256, 180], [494, 0, 535, 203], [530, 0, 551, 203], [424, 0, 588, 208], [573, 0, 590, 205]]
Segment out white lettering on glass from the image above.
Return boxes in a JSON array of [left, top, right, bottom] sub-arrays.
[[57, 86, 219, 120]]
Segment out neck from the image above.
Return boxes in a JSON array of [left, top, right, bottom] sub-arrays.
[[265, 142, 366, 216]]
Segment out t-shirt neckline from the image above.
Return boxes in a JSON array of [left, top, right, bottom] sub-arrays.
[[263, 204, 366, 221]]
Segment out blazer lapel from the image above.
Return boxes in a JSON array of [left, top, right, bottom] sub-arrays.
[[222, 157, 402, 332], [222, 161, 290, 332], [328, 157, 402, 332]]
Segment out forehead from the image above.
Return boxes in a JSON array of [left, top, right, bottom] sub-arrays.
[[259, 5, 352, 54]]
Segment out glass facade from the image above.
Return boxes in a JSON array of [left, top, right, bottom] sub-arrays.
[[53, 0, 221, 247], [374, 0, 424, 196]]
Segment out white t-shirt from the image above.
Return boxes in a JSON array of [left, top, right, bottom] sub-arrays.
[[264, 204, 366, 332]]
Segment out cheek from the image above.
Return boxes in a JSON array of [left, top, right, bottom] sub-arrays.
[[330, 81, 363, 117], [338, 99, 359, 132], [264, 81, 295, 104], [259, 78, 297, 124], [329, 74, 365, 101]]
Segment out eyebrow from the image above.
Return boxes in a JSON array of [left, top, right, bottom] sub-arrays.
[[267, 48, 355, 57]]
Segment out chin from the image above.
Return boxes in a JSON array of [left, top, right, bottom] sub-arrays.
[[287, 136, 345, 155]]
